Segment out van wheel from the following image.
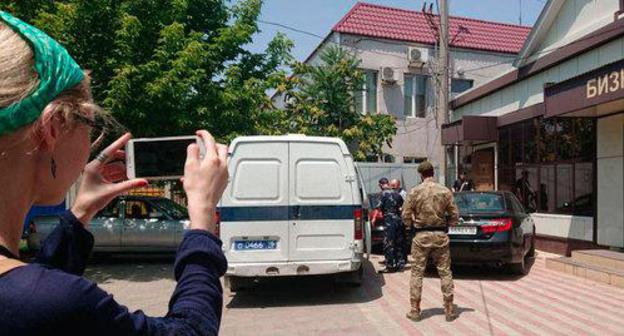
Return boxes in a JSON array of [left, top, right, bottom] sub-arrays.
[[338, 267, 363, 287], [226, 276, 243, 292]]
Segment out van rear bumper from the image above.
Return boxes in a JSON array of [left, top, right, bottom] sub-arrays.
[[226, 259, 362, 277]]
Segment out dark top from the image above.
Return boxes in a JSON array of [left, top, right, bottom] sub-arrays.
[[452, 179, 474, 192], [378, 189, 404, 217], [0, 210, 227, 336], [515, 177, 536, 210]]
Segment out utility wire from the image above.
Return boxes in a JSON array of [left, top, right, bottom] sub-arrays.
[[257, 17, 624, 75]]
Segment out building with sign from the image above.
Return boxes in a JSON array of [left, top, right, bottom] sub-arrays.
[[445, 0, 624, 253]]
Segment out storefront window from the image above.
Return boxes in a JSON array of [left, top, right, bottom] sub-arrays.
[[510, 123, 523, 165], [556, 164, 574, 212], [574, 162, 594, 216], [498, 127, 510, 166], [524, 119, 538, 163], [498, 117, 596, 216], [557, 119, 575, 161], [576, 119, 595, 161], [539, 118, 557, 163], [539, 165, 555, 212]]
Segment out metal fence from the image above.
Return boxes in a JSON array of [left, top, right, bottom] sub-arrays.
[[354, 162, 440, 196]]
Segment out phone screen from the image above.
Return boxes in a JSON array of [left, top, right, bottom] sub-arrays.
[[133, 138, 195, 178]]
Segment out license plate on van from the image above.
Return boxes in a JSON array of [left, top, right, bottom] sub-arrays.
[[448, 226, 477, 235], [234, 240, 277, 250]]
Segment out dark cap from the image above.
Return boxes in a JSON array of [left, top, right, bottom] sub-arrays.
[[417, 161, 434, 174], [378, 177, 389, 184]]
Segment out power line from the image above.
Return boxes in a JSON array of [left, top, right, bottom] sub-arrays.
[[257, 19, 431, 66], [257, 19, 325, 40], [258, 17, 624, 76]]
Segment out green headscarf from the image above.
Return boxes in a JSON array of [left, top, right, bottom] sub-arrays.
[[0, 11, 85, 136]]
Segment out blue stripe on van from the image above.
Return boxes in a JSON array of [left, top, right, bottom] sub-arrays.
[[219, 205, 359, 222]]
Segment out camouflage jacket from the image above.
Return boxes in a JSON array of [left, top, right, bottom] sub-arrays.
[[402, 177, 459, 229]]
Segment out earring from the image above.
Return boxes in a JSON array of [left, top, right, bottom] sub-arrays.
[[50, 157, 57, 179]]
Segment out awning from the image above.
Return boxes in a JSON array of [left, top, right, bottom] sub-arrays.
[[545, 58, 624, 118], [441, 115, 498, 145]]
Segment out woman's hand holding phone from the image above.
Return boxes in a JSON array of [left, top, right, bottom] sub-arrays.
[[183, 130, 228, 234], [71, 133, 149, 226]]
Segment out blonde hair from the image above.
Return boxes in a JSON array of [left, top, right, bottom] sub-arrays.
[[0, 21, 40, 107], [0, 21, 119, 144]]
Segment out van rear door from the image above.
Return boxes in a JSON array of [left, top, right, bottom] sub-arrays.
[[288, 141, 355, 261], [221, 141, 290, 263]]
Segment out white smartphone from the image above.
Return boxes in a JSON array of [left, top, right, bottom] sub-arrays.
[[126, 135, 205, 180]]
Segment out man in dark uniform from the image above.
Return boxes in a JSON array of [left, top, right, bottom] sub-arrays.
[[378, 180, 405, 273], [452, 171, 474, 192], [515, 170, 536, 211]]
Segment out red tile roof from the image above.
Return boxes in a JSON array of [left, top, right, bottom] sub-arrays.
[[332, 2, 531, 54]]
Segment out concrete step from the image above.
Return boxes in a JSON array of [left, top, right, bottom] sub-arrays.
[[545, 257, 624, 288], [571, 249, 624, 271]]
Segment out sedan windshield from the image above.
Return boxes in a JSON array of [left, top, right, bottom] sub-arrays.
[[454, 193, 506, 213], [151, 198, 189, 219]]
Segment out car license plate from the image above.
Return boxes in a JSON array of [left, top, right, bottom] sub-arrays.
[[234, 240, 277, 250], [448, 226, 477, 235]]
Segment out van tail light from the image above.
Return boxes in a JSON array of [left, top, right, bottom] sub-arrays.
[[481, 218, 512, 234], [28, 222, 37, 234], [214, 210, 221, 238], [354, 207, 363, 240]]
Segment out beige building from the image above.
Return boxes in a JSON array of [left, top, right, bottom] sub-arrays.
[[277, 2, 530, 183], [446, 0, 624, 252]]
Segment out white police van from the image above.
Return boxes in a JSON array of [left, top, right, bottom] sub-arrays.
[[220, 135, 370, 290]]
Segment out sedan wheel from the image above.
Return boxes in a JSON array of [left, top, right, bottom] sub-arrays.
[[508, 256, 528, 275], [527, 236, 536, 258]]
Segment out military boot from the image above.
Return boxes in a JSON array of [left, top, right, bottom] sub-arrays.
[[405, 299, 421, 322], [444, 298, 457, 322]]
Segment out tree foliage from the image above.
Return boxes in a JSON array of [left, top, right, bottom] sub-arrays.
[[1, 2, 396, 160], [274, 46, 397, 161], [1, 0, 293, 141]]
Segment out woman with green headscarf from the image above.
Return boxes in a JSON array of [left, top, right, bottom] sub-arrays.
[[0, 11, 228, 335]]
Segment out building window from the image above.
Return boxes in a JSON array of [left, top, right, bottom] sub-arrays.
[[382, 154, 396, 163], [404, 74, 427, 118], [404, 156, 426, 164], [498, 117, 596, 216], [355, 70, 377, 114], [451, 78, 474, 98]]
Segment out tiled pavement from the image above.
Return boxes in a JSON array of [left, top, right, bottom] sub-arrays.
[[86, 251, 624, 335], [220, 251, 624, 336]]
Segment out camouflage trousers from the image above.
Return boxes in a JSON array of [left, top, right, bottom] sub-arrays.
[[383, 215, 405, 270], [410, 231, 454, 308]]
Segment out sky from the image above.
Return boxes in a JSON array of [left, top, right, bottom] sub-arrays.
[[242, 0, 547, 62]]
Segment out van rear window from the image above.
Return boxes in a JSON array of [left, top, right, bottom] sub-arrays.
[[295, 160, 342, 200], [233, 160, 281, 201]]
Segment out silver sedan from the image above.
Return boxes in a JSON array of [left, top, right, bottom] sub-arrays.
[[28, 196, 191, 253]]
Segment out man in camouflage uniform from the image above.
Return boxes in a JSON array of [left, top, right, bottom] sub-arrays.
[[402, 161, 459, 322], [377, 179, 405, 272]]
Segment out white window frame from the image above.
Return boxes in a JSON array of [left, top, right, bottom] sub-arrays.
[[404, 74, 427, 118], [356, 70, 377, 115]]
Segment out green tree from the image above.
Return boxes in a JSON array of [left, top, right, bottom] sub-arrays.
[[1, 0, 293, 141], [274, 46, 397, 161]]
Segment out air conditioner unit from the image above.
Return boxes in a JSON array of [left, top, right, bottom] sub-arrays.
[[381, 66, 397, 84], [407, 47, 425, 68]]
